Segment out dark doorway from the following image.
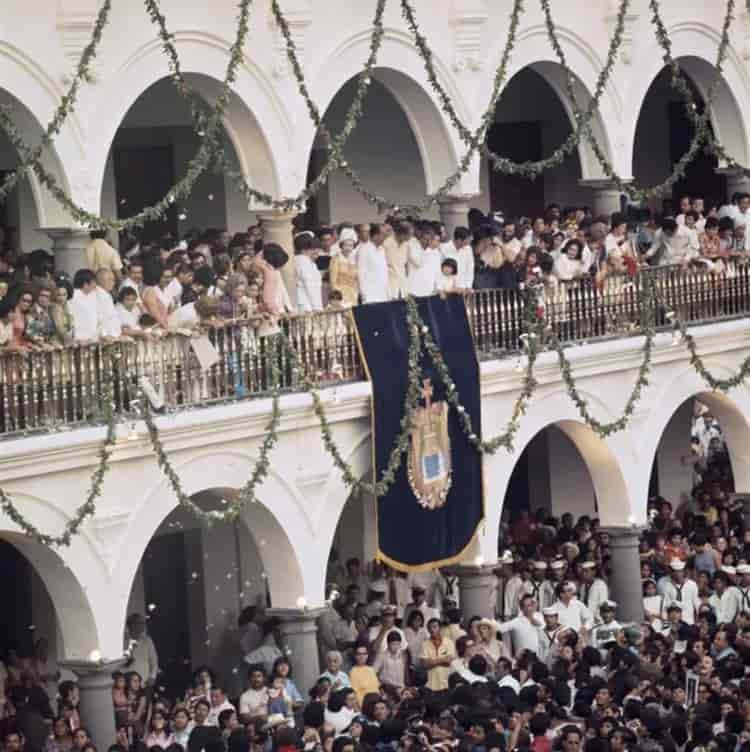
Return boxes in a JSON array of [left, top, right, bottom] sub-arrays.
[[0, 541, 33, 659], [487, 121, 544, 219], [114, 144, 177, 243], [142, 531, 191, 697]]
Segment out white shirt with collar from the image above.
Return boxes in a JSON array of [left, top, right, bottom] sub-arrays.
[[357, 242, 389, 303], [552, 598, 593, 632], [497, 612, 543, 658], [96, 286, 122, 338], [295, 254, 323, 313], [407, 243, 441, 297], [70, 288, 100, 341]]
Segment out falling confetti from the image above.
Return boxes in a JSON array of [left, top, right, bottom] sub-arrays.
[[28, 625, 36, 631], [226, 573, 233, 580], [208, 193, 214, 201], [192, 572, 199, 579], [148, 603, 157, 612]]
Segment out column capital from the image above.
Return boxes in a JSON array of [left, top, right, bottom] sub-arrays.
[[578, 179, 630, 192], [601, 524, 646, 544], [267, 606, 327, 635], [256, 209, 300, 225], [452, 563, 498, 585], [437, 194, 478, 207], [715, 167, 747, 178], [42, 226, 92, 276], [59, 657, 127, 683]]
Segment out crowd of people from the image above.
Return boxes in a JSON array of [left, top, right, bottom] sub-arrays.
[[1, 191, 750, 356], [0, 405, 748, 752]]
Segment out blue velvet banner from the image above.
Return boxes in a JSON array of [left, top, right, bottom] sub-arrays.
[[351, 295, 484, 571]]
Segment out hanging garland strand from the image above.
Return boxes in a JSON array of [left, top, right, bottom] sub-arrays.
[[0, 0, 113, 202], [0, 0, 253, 231], [540, 0, 735, 201], [335, 0, 526, 215], [648, 0, 743, 175], [278, 305, 425, 498], [214, 0, 388, 212], [399, 0, 628, 180], [548, 279, 656, 436], [140, 333, 283, 524], [0, 348, 118, 547], [408, 293, 541, 454]]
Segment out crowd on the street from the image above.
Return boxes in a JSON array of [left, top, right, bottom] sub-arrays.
[[1, 402, 748, 752], [2, 192, 750, 354]]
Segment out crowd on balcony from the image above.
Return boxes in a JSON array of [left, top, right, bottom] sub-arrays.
[[0, 406, 747, 752], [0, 191, 750, 354]]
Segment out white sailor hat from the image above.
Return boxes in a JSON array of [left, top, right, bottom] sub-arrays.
[[562, 581, 578, 593], [669, 560, 686, 571], [737, 564, 750, 575], [542, 606, 559, 616], [581, 561, 597, 570], [550, 560, 566, 570], [533, 561, 548, 570], [600, 600, 618, 611], [721, 565, 737, 576], [499, 550, 515, 565]]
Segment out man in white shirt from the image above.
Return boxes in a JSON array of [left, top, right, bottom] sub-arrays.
[[493, 551, 525, 621], [238, 666, 268, 721], [407, 222, 442, 296], [442, 226, 475, 290], [368, 605, 405, 658], [733, 193, 750, 228], [70, 269, 101, 341], [551, 581, 593, 637], [647, 218, 699, 265], [522, 562, 556, 611], [358, 223, 389, 303], [579, 562, 609, 625], [403, 586, 440, 627], [497, 593, 544, 659], [124, 613, 159, 686], [294, 233, 323, 313], [710, 570, 742, 625], [206, 687, 235, 726], [95, 268, 122, 339], [164, 263, 193, 307], [120, 261, 144, 303], [660, 559, 701, 625]]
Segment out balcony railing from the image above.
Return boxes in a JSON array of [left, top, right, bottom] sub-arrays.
[[2, 261, 750, 439]]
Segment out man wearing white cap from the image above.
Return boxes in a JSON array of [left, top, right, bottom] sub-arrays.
[[493, 552, 524, 621], [579, 562, 609, 625], [737, 563, 750, 612], [549, 559, 567, 588], [591, 602, 621, 649], [551, 582, 593, 637], [522, 562, 555, 611], [538, 607, 563, 664], [709, 570, 742, 624], [661, 560, 700, 624]]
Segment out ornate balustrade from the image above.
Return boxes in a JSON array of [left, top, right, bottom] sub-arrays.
[[2, 262, 749, 438]]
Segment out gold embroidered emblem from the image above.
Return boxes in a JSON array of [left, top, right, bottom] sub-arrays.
[[408, 378, 452, 510]]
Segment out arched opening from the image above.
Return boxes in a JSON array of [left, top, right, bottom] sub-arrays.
[[650, 392, 745, 536], [304, 67, 457, 226], [0, 531, 99, 705], [632, 59, 736, 212], [481, 63, 611, 218], [0, 89, 72, 254], [100, 74, 274, 244], [501, 423, 598, 530], [123, 485, 307, 698]]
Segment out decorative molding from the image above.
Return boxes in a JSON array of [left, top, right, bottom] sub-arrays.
[[450, 0, 487, 73], [57, 0, 99, 80], [604, 0, 638, 65], [740, 5, 750, 61], [268, 0, 312, 79]]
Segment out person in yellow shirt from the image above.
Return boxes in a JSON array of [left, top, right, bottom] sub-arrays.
[[420, 618, 455, 692], [329, 238, 359, 306], [348, 645, 379, 708], [86, 230, 123, 282]]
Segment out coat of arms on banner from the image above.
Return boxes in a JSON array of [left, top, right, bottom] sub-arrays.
[[408, 379, 452, 510]]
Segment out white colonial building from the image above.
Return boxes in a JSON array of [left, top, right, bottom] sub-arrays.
[[2, 0, 750, 746]]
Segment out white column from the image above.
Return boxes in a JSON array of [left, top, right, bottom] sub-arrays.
[[603, 526, 643, 623], [455, 564, 496, 620], [43, 227, 91, 277], [257, 210, 298, 309], [438, 195, 474, 237], [716, 167, 750, 199], [59, 659, 126, 751], [579, 180, 624, 221], [267, 607, 325, 696]]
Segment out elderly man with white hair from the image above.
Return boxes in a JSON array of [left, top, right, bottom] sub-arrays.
[[319, 650, 350, 690]]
